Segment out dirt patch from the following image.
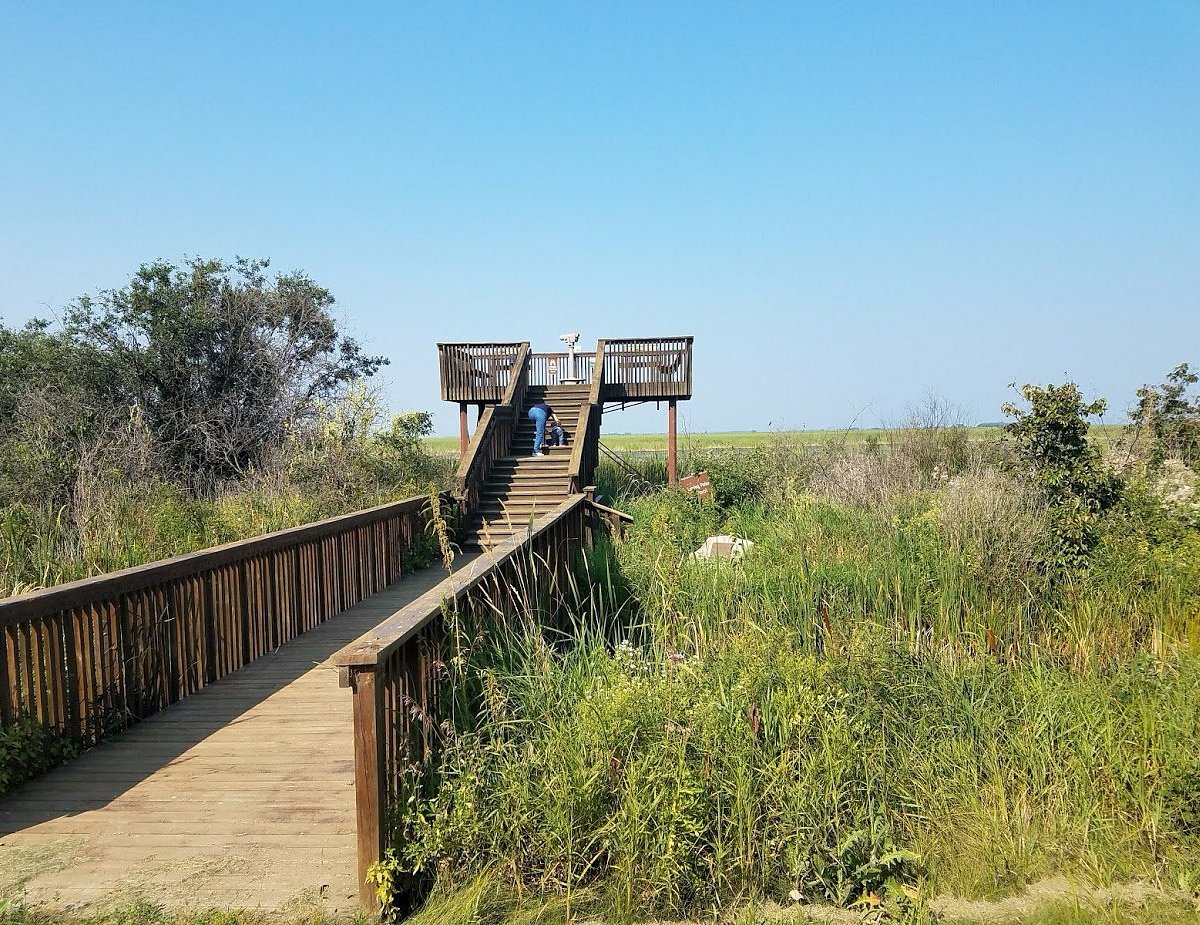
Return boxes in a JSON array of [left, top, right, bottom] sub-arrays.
[[577, 879, 1193, 924], [0, 837, 88, 895], [929, 876, 1171, 922]]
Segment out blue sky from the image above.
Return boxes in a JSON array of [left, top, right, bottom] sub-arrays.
[[1, 2, 1197, 436]]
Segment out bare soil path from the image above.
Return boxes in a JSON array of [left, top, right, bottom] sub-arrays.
[[0, 555, 477, 914]]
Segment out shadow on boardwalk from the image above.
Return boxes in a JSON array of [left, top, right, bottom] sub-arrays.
[[0, 559, 470, 912]]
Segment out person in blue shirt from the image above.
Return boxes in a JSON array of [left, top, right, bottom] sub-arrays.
[[527, 400, 558, 456]]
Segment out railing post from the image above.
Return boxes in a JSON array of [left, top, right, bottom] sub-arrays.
[[350, 665, 385, 916], [667, 399, 678, 487]]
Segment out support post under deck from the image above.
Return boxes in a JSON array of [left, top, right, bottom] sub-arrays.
[[350, 666, 384, 915], [667, 399, 678, 487], [458, 403, 469, 454]]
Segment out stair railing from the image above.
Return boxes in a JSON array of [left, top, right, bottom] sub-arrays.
[[455, 343, 531, 513], [568, 340, 605, 494]]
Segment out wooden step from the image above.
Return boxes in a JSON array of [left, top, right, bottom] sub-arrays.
[[514, 421, 579, 431], [491, 459, 570, 470], [486, 471, 570, 481], [485, 469, 571, 479], [475, 503, 568, 517], [483, 487, 571, 497], [481, 486, 569, 498]]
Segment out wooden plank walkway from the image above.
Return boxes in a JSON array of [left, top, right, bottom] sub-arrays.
[[0, 555, 478, 913]]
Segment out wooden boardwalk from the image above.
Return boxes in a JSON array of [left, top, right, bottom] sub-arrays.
[[0, 556, 477, 913]]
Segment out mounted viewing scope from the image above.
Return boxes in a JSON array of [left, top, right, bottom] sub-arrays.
[[559, 332, 582, 383]]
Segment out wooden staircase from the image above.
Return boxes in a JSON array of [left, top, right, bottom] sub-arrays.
[[445, 338, 691, 552], [462, 384, 592, 550]]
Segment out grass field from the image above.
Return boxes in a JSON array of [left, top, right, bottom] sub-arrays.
[[423, 424, 1125, 454]]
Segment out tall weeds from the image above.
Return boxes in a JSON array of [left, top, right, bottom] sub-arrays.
[[397, 440, 1200, 922]]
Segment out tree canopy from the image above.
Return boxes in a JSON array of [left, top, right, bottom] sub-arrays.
[[1, 257, 387, 493]]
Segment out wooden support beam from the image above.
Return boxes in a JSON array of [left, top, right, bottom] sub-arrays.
[[667, 399, 678, 487], [458, 403, 469, 455], [350, 666, 384, 915]]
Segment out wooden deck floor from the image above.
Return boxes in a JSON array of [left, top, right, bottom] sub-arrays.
[[0, 555, 478, 913]]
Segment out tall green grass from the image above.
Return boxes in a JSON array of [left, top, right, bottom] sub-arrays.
[[0, 486, 364, 596], [389, 447, 1200, 922]]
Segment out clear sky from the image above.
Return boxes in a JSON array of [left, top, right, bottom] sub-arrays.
[[1, 2, 1197, 436]]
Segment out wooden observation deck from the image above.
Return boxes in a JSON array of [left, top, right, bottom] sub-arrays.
[[438, 337, 693, 548]]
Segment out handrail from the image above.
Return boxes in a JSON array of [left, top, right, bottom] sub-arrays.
[[567, 402, 592, 492], [333, 494, 589, 912], [0, 492, 449, 747], [455, 344, 530, 508], [586, 497, 633, 524], [584, 496, 634, 542], [600, 336, 692, 401], [567, 341, 605, 493], [437, 342, 525, 404], [499, 342, 531, 409], [0, 495, 432, 624], [333, 494, 585, 668], [600, 335, 694, 345], [529, 352, 595, 386], [588, 339, 606, 406]]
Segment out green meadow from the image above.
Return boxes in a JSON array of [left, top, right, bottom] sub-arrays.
[[423, 424, 1126, 455]]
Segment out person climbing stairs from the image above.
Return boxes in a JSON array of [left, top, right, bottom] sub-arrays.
[[461, 384, 591, 549]]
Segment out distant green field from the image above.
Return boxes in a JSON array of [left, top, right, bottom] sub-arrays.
[[424, 423, 1126, 454]]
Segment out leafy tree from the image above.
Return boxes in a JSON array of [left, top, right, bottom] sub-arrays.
[[63, 257, 387, 490], [1002, 382, 1122, 570], [0, 318, 121, 503], [1130, 363, 1200, 465]]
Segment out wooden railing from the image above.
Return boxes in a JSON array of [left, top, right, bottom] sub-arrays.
[[454, 344, 531, 510], [585, 492, 635, 541], [332, 495, 590, 912], [438, 342, 526, 404], [529, 352, 596, 386], [0, 495, 448, 746], [567, 341, 605, 493], [600, 336, 693, 401]]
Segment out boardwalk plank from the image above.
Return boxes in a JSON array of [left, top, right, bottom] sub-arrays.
[[0, 555, 476, 913]]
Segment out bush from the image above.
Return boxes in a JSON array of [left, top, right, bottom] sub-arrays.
[[0, 715, 79, 797], [1003, 382, 1123, 570]]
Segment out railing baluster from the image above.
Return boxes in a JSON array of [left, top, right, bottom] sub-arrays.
[[0, 493, 450, 773]]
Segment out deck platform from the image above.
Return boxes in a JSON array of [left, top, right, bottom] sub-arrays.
[[0, 555, 477, 913]]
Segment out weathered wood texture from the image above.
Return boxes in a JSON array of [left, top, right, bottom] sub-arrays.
[[600, 336, 693, 401], [0, 557, 475, 911], [437, 342, 526, 404], [454, 344, 531, 510], [0, 494, 446, 753], [567, 341, 605, 494], [332, 495, 589, 912]]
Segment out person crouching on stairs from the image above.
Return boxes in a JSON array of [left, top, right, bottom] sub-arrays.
[[528, 400, 558, 456]]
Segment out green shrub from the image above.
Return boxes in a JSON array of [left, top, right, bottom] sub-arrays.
[[1003, 382, 1123, 570], [0, 715, 79, 797]]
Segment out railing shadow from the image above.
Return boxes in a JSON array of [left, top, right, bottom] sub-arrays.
[[0, 565, 456, 838]]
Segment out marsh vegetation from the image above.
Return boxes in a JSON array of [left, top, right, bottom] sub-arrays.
[[387, 371, 1200, 924]]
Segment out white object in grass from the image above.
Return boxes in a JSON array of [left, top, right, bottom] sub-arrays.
[[691, 535, 754, 561]]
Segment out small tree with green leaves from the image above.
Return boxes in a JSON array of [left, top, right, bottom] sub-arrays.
[[1002, 382, 1122, 570], [1130, 363, 1200, 466], [64, 257, 387, 492]]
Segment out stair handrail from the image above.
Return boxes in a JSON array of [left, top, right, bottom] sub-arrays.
[[568, 341, 605, 493], [456, 342, 530, 510], [587, 339, 605, 406]]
